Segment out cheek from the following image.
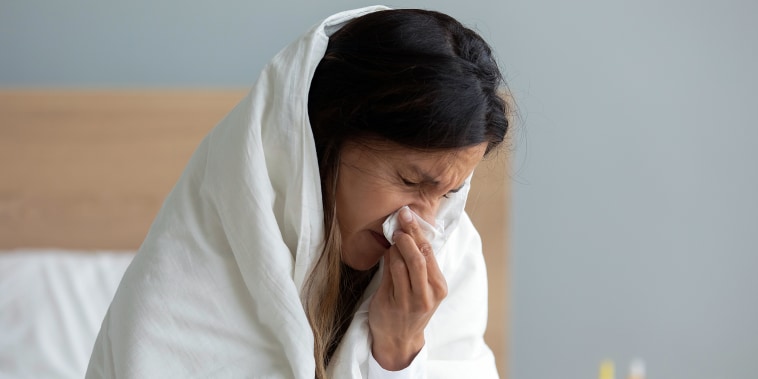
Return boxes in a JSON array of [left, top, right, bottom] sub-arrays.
[[362, 190, 415, 226], [335, 161, 417, 229], [337, 182, 410, 229], [336, 175, 378, 231]]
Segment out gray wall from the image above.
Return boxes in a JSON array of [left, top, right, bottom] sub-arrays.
[[3, 1, 757, 378], [504, 1, 758, 378], [0, 0, 508, 87]]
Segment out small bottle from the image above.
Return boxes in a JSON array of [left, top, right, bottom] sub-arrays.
[[599, 360, 615, 379], [627, 359, 646, 379]]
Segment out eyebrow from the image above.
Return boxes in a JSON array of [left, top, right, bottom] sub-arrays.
[[408, 164, 466, 193]]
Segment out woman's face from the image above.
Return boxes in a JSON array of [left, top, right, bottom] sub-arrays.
[[335, 140, 487, 271]]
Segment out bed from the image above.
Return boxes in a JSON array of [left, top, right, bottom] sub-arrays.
[[0, 90, 510, 378]]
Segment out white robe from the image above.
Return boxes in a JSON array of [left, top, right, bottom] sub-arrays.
[[86, 6, 499, 378]]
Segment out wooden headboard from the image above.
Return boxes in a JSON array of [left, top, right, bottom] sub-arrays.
[[0, 90, 509, 376]]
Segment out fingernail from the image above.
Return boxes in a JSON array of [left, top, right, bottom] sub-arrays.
[[400, 207, 413, 223]]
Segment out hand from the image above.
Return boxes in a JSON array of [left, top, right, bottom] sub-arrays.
[[368, 207, 448, 370]]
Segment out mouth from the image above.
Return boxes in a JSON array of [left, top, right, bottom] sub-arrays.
[[370, 230, 391, 249]]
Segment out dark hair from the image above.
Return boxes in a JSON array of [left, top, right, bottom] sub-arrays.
[[308, 8, 509, 164]]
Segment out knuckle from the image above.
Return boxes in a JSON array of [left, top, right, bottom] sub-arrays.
[[394, 232, 412, 245], [412, 297, 434, 313], [407, 252, 426, 269], [405, 219, 421, 234], [390, 258, 406, 272], [417, 242, 434, 257], [438, 284, 449, 299], [431, 277, 448, 298], [421, 296, 436, 312]]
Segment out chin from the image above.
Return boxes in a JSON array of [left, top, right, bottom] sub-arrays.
[[342, 254, 381, 271], [341, 244, 383, 272], [340, 231, 387, 271]]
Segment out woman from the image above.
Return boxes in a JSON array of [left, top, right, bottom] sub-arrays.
[[87, 6, 509, 378]]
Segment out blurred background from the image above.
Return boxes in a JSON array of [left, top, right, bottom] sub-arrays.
[[2, 0, 757, 378]]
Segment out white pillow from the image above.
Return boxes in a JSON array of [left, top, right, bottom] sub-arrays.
[[0, 250, 134, 379]]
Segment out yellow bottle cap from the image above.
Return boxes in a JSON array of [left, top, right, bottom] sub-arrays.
[[599, 359, 615, 379]]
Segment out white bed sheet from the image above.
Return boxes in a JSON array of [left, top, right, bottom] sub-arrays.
[[0, 249, 134, 378]]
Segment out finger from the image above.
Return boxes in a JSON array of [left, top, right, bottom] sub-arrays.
[[373, 248, 394, 302], [415, 237, 447, 299], [425, 252, 448, 299], [388, 244, 411, 303], [393, 230, 428, 294], [379, 248, 393, 287], [398, 207, 434, 257]]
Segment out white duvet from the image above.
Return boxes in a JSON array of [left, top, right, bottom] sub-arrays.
[[86, 6, 498, 378]]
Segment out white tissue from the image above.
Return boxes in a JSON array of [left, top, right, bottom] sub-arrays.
[[382, 206, 446, 254]]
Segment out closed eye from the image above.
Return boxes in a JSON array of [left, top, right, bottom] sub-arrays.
[[401, 177, 419, 187], [442, 184, 466, 199]]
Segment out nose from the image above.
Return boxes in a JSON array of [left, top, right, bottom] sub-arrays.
[[409, 198, 442, 227]]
